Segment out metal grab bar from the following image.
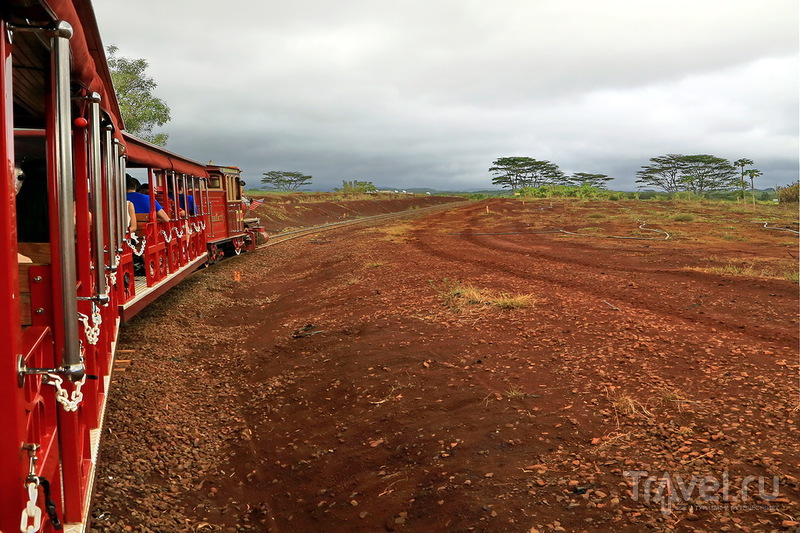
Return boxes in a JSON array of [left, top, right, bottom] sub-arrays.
[[104, 125, 118, 274], [88, 96, 108, 304], [114, 140, 125, 251], [52, 22, 83, 379]]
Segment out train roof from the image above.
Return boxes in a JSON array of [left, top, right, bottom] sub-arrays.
[[123, 132, 209, 177], [8, 0, 125, 133]]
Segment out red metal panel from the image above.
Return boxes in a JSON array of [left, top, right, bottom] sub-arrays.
[[205, 189, 229, 241], [21, 327, 64, 532]]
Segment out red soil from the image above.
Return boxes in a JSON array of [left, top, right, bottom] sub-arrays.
[[91, 198, 799, 533]]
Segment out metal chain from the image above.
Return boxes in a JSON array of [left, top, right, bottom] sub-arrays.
[[125, 232, 147, 256], [160, 227, 186, 244], [45, 374, 86, 412], [19, 480, 41, 533], [77, 301, 102, 345], [107, 254, 120, 286]]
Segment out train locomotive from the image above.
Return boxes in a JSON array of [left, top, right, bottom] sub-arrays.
[[1, 1, 261, 530]]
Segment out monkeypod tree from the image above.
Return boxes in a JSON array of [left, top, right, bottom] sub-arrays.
[[107, 45, 171, 146], [489, 157, 533, 190], [261, 171, 313, 191], [679, 155, 737, 195], [636, 154, 737, 194], [635, 154, 685, 193], [335, 180, 377, 193], [489, 157, 565, 190], [569, 172, 613, 189]]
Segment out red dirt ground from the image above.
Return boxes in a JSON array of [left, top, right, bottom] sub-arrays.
[[91, 198, 799, 533], [249, 193, 458, 233]]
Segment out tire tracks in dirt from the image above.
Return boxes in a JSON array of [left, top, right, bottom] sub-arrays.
[[409, 210, 794, 347]]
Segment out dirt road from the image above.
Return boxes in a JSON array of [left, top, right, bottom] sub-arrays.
[[91, 198, 799, 532]]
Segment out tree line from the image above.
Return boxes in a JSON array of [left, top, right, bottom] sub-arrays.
[[636, 155, 760, 196], [490, 154, 763, 196], [489, 157, 612, 190], [260, 172, 380, 194]]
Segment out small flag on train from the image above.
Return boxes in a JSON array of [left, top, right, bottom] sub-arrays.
[[249, 199, 264, 209]]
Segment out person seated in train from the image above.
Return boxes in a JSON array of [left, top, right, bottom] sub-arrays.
[[15, 159, 50, 242], [126, 175, 170, 222], [137, 182, 150, 196], [168, 183, 196, 216], [13, 165, 33, 263], [127, 200, 136, 233]]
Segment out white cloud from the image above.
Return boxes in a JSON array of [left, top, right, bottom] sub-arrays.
[[95, 0, 798, 190]]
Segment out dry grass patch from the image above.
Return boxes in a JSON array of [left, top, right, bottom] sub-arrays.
[[605, 387, 653, 423], [689, 262, 797, 282], [380, 222, 416, 241], [431, 279, 536, 313], [492, 293, 536, 310], [504, 386, 527, 400]]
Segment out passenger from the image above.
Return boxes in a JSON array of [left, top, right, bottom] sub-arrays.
[[128, 200, 136, 233], [14, 165, 33, 262], [168, 183, 196, 216], [137, 182, 149, 196], [126, 175, 170, 223], [15, 159, 49, 242]]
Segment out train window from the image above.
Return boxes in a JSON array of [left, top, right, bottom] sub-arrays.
[[226, 176, 233, 202], [208, 176, 221, 189]]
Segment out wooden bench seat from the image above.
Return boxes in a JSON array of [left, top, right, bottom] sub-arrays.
[[17, 242, 50, 327]]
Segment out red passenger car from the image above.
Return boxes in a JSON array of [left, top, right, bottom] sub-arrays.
[[0, 1, 260, 531]]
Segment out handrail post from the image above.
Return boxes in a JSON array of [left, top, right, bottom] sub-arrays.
[[88, 96, 108, 304], [52, 22, 83, 379], [113, 140, 125, 247], [104, 125, 118, 275]]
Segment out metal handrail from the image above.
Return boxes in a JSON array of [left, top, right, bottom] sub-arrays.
[[88, 97, 108, 304], [52, 23, 83, 379], [104, 125, 118, 273]]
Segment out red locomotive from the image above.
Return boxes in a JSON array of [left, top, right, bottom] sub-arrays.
[[1, 1, 260, 530]]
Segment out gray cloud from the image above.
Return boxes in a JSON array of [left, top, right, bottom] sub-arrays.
[[95, 0, 798, 190]]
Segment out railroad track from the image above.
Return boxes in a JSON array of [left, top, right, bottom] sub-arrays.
[[257, 199, 472, 248]]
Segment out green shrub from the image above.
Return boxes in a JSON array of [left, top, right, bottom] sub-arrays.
[[777, 182, 799, 203], [518, 184, 614, 199]]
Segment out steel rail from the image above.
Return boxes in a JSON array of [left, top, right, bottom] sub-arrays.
[[258, 200, 472, 249]]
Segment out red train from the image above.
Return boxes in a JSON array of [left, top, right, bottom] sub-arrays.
[[1, 1, 262, 530]]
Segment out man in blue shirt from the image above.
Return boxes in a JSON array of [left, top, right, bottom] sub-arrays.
[[169, 183, 197, 216], [126, 176, 170, 222]]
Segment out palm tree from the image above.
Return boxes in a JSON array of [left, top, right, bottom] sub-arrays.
[[745, 169, 763, 207], [733, 158, 754, 203]]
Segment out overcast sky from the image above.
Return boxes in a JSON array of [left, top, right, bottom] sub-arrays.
[[93, 0, 798, 191]]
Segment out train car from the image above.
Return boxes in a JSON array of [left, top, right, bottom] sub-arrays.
[[116, 134, 213, 321], [205, 164, 250, 261], [0, 1, 259, 531]]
